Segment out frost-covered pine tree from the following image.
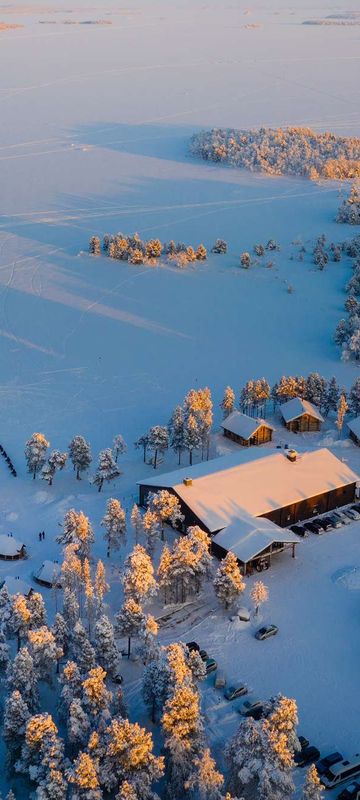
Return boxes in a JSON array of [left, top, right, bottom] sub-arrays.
[[250, 580, 269, 616], [113, 434, 127, 463], [220, 386, 235, 418], [143, 657, 168, 723], [130, 503, 143, 544], [3, 689, 30, 751], [349, 377, 360, 416], [148, 425, 169, 469], [168, 405, 185, 465], [303, 764, 324, 800], [69, 751, 102, 800], [211, 239, 227, 254], [267, 693, 300, 756], [62, 588, 80, 629], [336, 392, 349, 436], [28, 626, 59, 681], [94, 614, 119, 676], [157, 544, 173, 604], [52, 613, 68, 672], [337, 184, 360, 225], [183, 412, 202, 465], [28, 591, 47, 629], [139, 614, 159, 665], [115, 598, 145, 659], [161, 684, 203, 798], [57, 509, 94, 561], [0, 627, 9, 669], [59, 660, 82, 714], [240, 252, 251, 268], [10, 593, 31, 651], [225, 715, 294, 800], [94, 560, 109, 613], [25, 432, 49, 479], [122, 545, 157, 604], [324, 376, 340, 416], [72, 620, 96, 674], [92, 448, 121, 492], [82, 666, 112, 722], [147, 489, 184, 541], [305, 373, 327, 410], [213, 552, 245, 609], [42, 449, 67, 486], [186, 747, 224, 800], [142, 509, 160, 557], [69, 435, 92, 480], [89, 236, 101, 255], [101, 498, 126, 556], [100, 718, 164, 797], [186, 648, 207, 682], [0, 583, 12, 632], [17, 713, 66, 799], [67, 699, 90, 748], [8, 647, 39, 710]]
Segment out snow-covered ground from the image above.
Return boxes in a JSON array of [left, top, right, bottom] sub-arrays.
[[1, 0, 360, 795]]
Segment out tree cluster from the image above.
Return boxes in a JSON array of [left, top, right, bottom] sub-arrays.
[[334, 234, 360, 360], [89, 232, 209, 268], [337, 183, 360, 225]]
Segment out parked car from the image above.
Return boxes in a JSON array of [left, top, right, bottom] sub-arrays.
[[352, 503, 360, 513], [214, 671, 226, 689], [229, 607, 251, 623], [238, 697, 263, 716], [333, 511, 351, 525], [199, 649, 208, 661], [344, 508, 360, 521], [224, 684, 248, 700], [328, 514, 342, 529], [298, 736, 310, 750], [205, 658, 217, 675], [113, 671, 123, 684], [186, 641, 200, 653], [290, 525, 308, 537], [294, 745, 321, 767], [304, 521, 323, 534], [318, 517, 333, 531], [338, 781, 360, 800], [313, 518, 327, 531], [255, 624, 278, 641], [315, 752, 343, 775]]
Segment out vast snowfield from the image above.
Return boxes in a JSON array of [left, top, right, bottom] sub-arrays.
[[1, 0, 360, 796]]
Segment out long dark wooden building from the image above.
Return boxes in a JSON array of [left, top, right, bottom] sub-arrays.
[[221, 411, 274, 447], [348, 417, 360, 446], [138, 447, 358, 533], [280, 397, 324, 433]]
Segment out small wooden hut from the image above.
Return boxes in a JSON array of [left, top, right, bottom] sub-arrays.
[[280, 397, 323, 433], [221, 411, 274, 447], [348, 417, 360, 446]]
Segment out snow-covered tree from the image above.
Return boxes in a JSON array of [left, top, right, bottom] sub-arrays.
[[211, 239, 227, 254], [94, 560, 110, 612], [57, 509, 94, 561], [94, 614, 119, 675], [324, 376, 340, 416], [52, 613, 68, 672], [82, 666, 112, 721], [214, 553, 245, 609], [8, 647, 38, 710], [337, 184, 360, 225], [3, 689, 30, 752], [161, 684, 203, 797], [184, 387, 213, 460], [69, 436, 92, 480], [25, 433, 49, 479], [187, 526, 212, 593], [349, 377, 360, 416], [220, 386, 235, 418], [196, 244, 207, 261], [72, 620, 96, 674], [101, 498, 126, 556], [62, 588, 80, 629], [267, 694, 299, 756], [89, 236, 101, 255], [250, 581, 269, 616], [100, 718, 164, 797], [0, 626, 9, 669], [113, 434, 127, 463], [115, 598, 145, 659], [142, 509, 160, 557], [186, 648, 207, 683], [168, 405, 185, 465], [139, 613, 159, 665], [303, 765, 324, 800], [67, 699, 90, 748], [0, 583, 12, 632], [186, 747, 224, 800], [183, 412, 202, 465], [122, 545, 157, 604], [336, 392, 349, 436], [69, 751, 102, 800], [305, 373, 327, 410], [240, 252, 251, 268], [9, 593, 31, 651], [17, 713, 66, 798], [92, 449, 121, 492], [157, 544, 173, 604], [134, 433, 149, 463], [148, 426, 169, 469], [28, 626, 60, 681], [142, 657, 169, 722], [28, 592, 47, 629], [226, 715, 294, 800], [60, 660, 82, 714], [42, 449, 67, 486], [130, 504, 143, 544], [147, 490, 184, 540]]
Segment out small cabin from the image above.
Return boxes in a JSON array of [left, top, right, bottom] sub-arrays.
[[221, 411, 274, 447], [34, 560, 61, 588], [0, 534, 26, 560], [348, 417, 360, 446], [280, 397, 323, 433]]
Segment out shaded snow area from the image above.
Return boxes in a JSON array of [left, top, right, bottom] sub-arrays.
[[1, 0, 360, 796]]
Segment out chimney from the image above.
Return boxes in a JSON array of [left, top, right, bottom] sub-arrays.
[[287, 449, 297, 463], [183, 478, 193, 487]]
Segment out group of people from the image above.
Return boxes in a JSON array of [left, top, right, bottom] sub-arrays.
[[0, 444, 17, 477], [38, 531, 46, 541]]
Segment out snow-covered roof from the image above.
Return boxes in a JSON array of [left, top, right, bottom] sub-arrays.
[[1, 576, 32, 596], [221, 411, 274, 439], [35, 560, 61, 586], [213, 513, 299, 563], [138, 448, 359, 533], [280, 397, 324, 423], [0, 534, 25, 557], [348, 416, 360, 440]]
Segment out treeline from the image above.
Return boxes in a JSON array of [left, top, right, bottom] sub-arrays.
[[337, 184, 360, 225], [334, 234, 360, 360], [89, 232, 211, 268], [190, 126, 360, 180]]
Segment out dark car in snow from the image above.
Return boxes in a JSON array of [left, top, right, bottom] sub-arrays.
[[290, 525, 308, 537], [316, 752, 343, 775], [294, 746, 321, 767], [255, 624, 278, 641], [186, 641, 200, 653]]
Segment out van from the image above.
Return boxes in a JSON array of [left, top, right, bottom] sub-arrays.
[[321, 755, 360, 789]]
